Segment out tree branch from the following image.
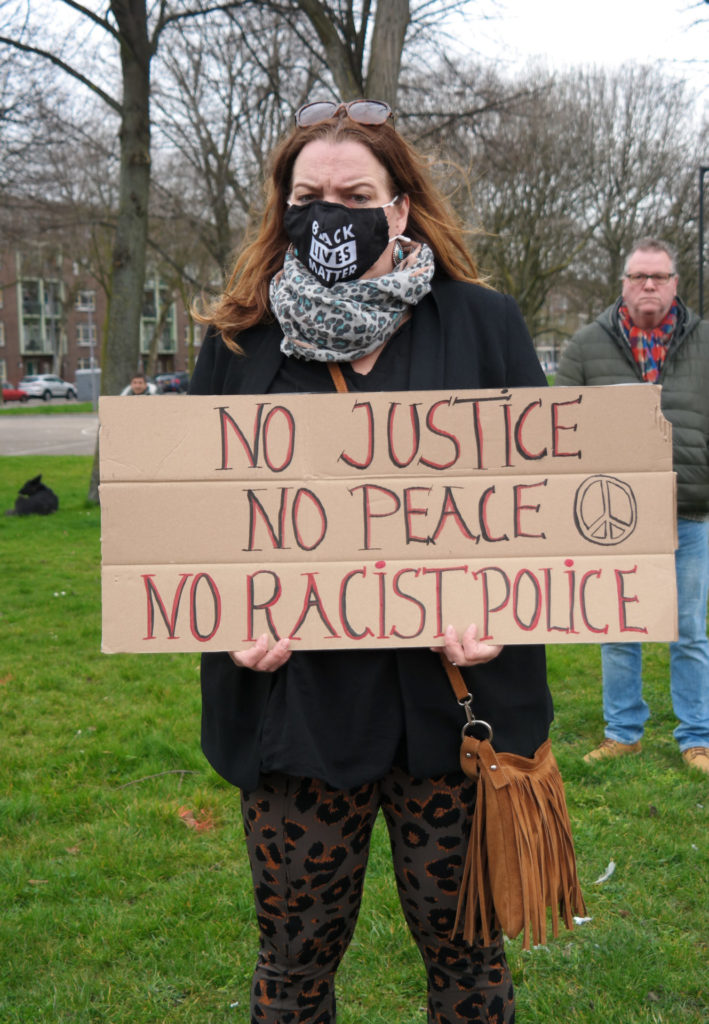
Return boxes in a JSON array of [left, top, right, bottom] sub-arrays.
[[151, 0, 252, 45], [0, 35, 121, 112], [58, 0, 122, 42]]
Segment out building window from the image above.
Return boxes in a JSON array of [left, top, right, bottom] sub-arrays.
[[77, 322, 97, 346], [76, 357, 99, 371], [142, 287, 157, 319], [22, 280, 41, 316], [0, 321, 5, 347], [75, 290, 96, 311], [23, 322, 45, 352]]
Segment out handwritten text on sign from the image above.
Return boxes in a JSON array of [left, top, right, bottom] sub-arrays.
[[99, 386, 677, 652]]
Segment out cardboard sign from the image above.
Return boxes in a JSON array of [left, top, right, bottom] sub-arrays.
[[99, 386, 677, 653]]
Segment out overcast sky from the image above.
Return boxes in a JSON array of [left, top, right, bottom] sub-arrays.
[[457, 0, 709, 94]]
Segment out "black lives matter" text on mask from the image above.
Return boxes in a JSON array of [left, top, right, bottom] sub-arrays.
[[284, 197, 400, 287]]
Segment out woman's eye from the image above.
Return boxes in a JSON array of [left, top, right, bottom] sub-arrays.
[[349, 194, 371, 205]]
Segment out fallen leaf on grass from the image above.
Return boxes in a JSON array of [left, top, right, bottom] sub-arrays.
[[0, 673, 12, 686], [28, 879, 49, 885], [178, 806, 215, 832]]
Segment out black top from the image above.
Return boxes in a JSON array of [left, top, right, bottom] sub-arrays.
[[191, 279, 553, 790]]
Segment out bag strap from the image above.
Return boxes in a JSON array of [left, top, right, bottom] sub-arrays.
[[327, 362, 349, 394], [438, 651, 494, 742], [438, 651, 470, 701]]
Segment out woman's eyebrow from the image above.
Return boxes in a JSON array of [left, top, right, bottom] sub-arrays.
[[336, 177, 377, 190], [292, 176, 378, 190]]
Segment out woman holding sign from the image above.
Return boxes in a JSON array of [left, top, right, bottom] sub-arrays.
[[191, 100, 555, 1024]]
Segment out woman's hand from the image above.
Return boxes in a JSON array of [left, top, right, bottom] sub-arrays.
[[431, 623, 503, 667], [228, 634, 292, 672]]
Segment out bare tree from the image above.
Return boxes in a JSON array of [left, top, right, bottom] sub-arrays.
[[1, 0, 255, 499], [256, 0, 410, 105], [573, 66, 707, 312], [152, 7, 322, 273], [418, 60, 708, 339], [402, 63, 594, 335], [257, 1, 487, 107]]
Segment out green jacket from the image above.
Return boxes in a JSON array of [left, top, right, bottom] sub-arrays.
[[556, 297, 709, 519]]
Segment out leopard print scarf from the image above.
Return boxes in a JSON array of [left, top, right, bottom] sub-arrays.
[[269, 240, 435, 363]]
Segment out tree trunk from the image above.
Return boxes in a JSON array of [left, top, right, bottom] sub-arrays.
[[296, 0, 363, 99], [88, 0, 152, 503], [104, 0, 151, 396], [365, 0, 409, 108], [294, 0, 410, 106]]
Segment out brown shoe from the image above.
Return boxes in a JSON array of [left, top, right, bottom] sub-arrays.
[[681, 747, 709, 775], [583, 738, 642, 763]]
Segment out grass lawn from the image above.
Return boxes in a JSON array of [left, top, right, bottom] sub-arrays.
[[1, 456, 707, 1023], [0, 401, 96, 416]]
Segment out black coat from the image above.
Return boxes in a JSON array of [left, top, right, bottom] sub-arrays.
[[190, 278, 552, 789]]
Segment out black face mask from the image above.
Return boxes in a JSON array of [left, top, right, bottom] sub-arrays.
[[284, 198, 398, 287]]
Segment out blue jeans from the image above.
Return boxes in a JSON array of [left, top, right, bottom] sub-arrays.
[[600, 517, 709, 752]]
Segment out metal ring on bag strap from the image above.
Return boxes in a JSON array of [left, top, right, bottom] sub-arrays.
[[458, 693, 494, 742], [440, 652, 495, 742]]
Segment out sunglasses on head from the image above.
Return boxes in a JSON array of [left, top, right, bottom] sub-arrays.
[[294, 99, 393, 128]]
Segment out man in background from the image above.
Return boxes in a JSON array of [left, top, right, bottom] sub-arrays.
[[121, 373, 156, 396], [556, 237, 709, 776]]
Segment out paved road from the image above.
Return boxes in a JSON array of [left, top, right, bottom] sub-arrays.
[[0, 412, 99, 455]]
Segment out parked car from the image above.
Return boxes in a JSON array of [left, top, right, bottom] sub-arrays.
[[17, 374, 77, 401], [155, 371, 190, 394], [2, 381, 29, 403]]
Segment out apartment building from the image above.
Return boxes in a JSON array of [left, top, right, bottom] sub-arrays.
[[0, 245, 196, 388]]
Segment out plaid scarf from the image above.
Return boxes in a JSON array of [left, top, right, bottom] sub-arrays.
[[618, 301, 677, 382]]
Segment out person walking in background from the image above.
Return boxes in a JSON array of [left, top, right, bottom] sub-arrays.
[[556, 237, 709, 776]]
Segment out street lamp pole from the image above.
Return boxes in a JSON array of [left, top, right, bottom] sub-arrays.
[[700, 166, 709, 320], [88, 302, 98, 411]]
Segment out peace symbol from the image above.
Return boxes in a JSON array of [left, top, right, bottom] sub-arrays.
[[573, 475, 637, 546]]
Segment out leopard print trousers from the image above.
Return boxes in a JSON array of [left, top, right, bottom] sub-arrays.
[[240, 768, 514, 1023]]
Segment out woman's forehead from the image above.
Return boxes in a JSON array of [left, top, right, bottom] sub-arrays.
[[291, 138, 390, 186]]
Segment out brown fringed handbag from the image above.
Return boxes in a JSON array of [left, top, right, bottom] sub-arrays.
[[440, 654, 587, 951], [326, 362, 586, 951]]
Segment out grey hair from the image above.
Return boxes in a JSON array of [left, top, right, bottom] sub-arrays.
[[623, 237, 678, 276]]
